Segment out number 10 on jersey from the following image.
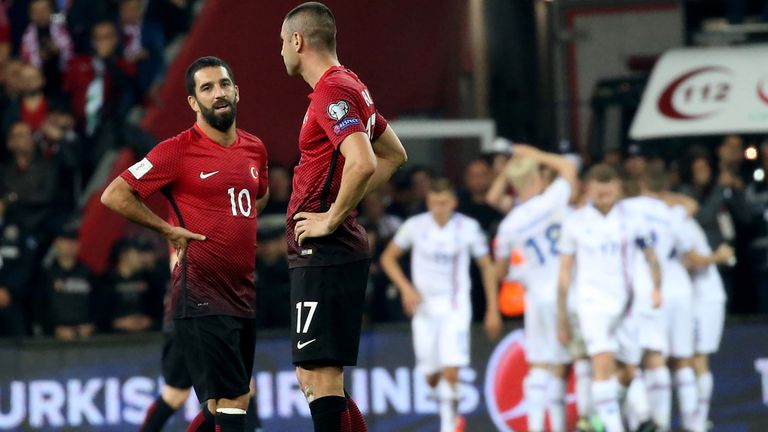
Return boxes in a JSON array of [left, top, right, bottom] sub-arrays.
[[227, 187, 252, 216]]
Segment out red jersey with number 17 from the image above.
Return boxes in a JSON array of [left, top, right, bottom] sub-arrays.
[[287, 65, 388, 268], [120, 123, 268, 319]]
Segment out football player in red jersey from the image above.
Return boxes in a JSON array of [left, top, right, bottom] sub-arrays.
[[280, 3, 407, 431], [101, 56, 269, 432]]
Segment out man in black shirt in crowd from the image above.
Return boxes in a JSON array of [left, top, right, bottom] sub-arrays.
[[41, 225, 95, 340]]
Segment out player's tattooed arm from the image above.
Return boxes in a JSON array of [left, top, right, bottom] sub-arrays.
[[556, 254, 574, 344], [364, 125, 407, 196], [642, 247, 663, 308]]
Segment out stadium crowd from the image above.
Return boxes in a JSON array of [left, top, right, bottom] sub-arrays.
[[0, 0, 194, 338]]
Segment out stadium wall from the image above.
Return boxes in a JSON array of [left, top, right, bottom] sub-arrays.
[[1, 322, 766, 431]]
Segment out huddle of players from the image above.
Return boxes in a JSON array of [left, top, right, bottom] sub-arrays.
[[493, 146, 734, 432]]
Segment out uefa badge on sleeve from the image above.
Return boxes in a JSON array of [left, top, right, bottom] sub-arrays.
[[327, 100, 349, 120]]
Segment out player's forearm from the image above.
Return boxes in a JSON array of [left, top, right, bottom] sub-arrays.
[[364, 126, 407, 196], [556, 256, 573, 320], [495, 258, 509, 280], [363, 156, 400, 196], [485, 173, 509, 212], [516, 145, 577, 183], [644, 249, 662, 289], [380, 253, 413, 293], [479, 260, 500, 313], [101, 177, 172, 237], [328, 159, 375, 228]]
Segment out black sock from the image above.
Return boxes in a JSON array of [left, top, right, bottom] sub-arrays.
[[186, 406, 215, 432], [309, 396, 348, 432], [216, 410, 247, 432], [140, 397, 177, 432], [246, 396, 262, 431]]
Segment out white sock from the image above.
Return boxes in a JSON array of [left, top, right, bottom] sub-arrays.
[[697, 371, 713, 432], [624, 372, 651, 430], [591, 378, 624, 432], [438, 379, 458, 432], [524, 368, 549, 432], [645, 366, 672, 430], [674, 367, 699, 431], [547, 374, 566, 432], [574, 359, 592, 419]]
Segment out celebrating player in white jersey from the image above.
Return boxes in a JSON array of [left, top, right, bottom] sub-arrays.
[[381, 178, 502, 432], [681, 218, 733, 432], [557, 164, 661, 432], [494, 145, 576, 432], [622, 167, 699, 431]]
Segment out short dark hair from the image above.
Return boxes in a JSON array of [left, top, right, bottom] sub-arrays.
[[429, 177, 456, 195], [284, 2, 337, 52], [185, 56, 235, 97], [644, 165, 668, 193], [585, 163, 620, 183]]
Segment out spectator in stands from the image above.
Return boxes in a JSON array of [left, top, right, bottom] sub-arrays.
[[64, 20, 135, 138], [255, 227, 290, 329], [118, 0, 165, 102], [261, 163, 291, 216], [680, 145, 754, 312], [1, 64, 49, 134], [623, 143, 647, 180], [100, 239, 162, 333], [38, 105, 83, 206], [388, 166, 432, 218], [358, 190, 405, 323], [65, 0, 117, 54], [0, 4, 11, 65], [458, 157, 502, 234], [0, 121, 57, 235], [359, 189, 403, 241], [0, 198, 35, 338], [0, 60, 25, 161], [145, 0, 193, 44], [745, 141, 768, 313], [41, 225, 96, 340], [719, 134, 748, 185], [20, 0, 73, 98]]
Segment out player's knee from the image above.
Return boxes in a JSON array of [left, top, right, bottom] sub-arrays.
[[296, 364, 344, 401], [442, 367, 460, 384], [214, 393, 251, 411], [161, 385, 191, 410], [643, 351, 665, 369], [426, 373, 441, 388]]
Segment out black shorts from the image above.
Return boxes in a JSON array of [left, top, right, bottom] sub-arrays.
[[174, 315, 256, 402], [161, 331, 193, 389], [290, 259, 370, 366]]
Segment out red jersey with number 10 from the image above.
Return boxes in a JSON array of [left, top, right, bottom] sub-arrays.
[[287, 66, 388, 268], [121, 123, 268, 319]]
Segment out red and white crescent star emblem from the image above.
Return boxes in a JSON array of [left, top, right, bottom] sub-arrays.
[[250, 167, 258, 180]]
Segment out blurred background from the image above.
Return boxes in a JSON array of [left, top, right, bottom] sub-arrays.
[[0, 0, 767, 430]]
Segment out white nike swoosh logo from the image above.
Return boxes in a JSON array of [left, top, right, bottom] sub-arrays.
[[199, 171, 220, 179], [296, 339, 316, 350]]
